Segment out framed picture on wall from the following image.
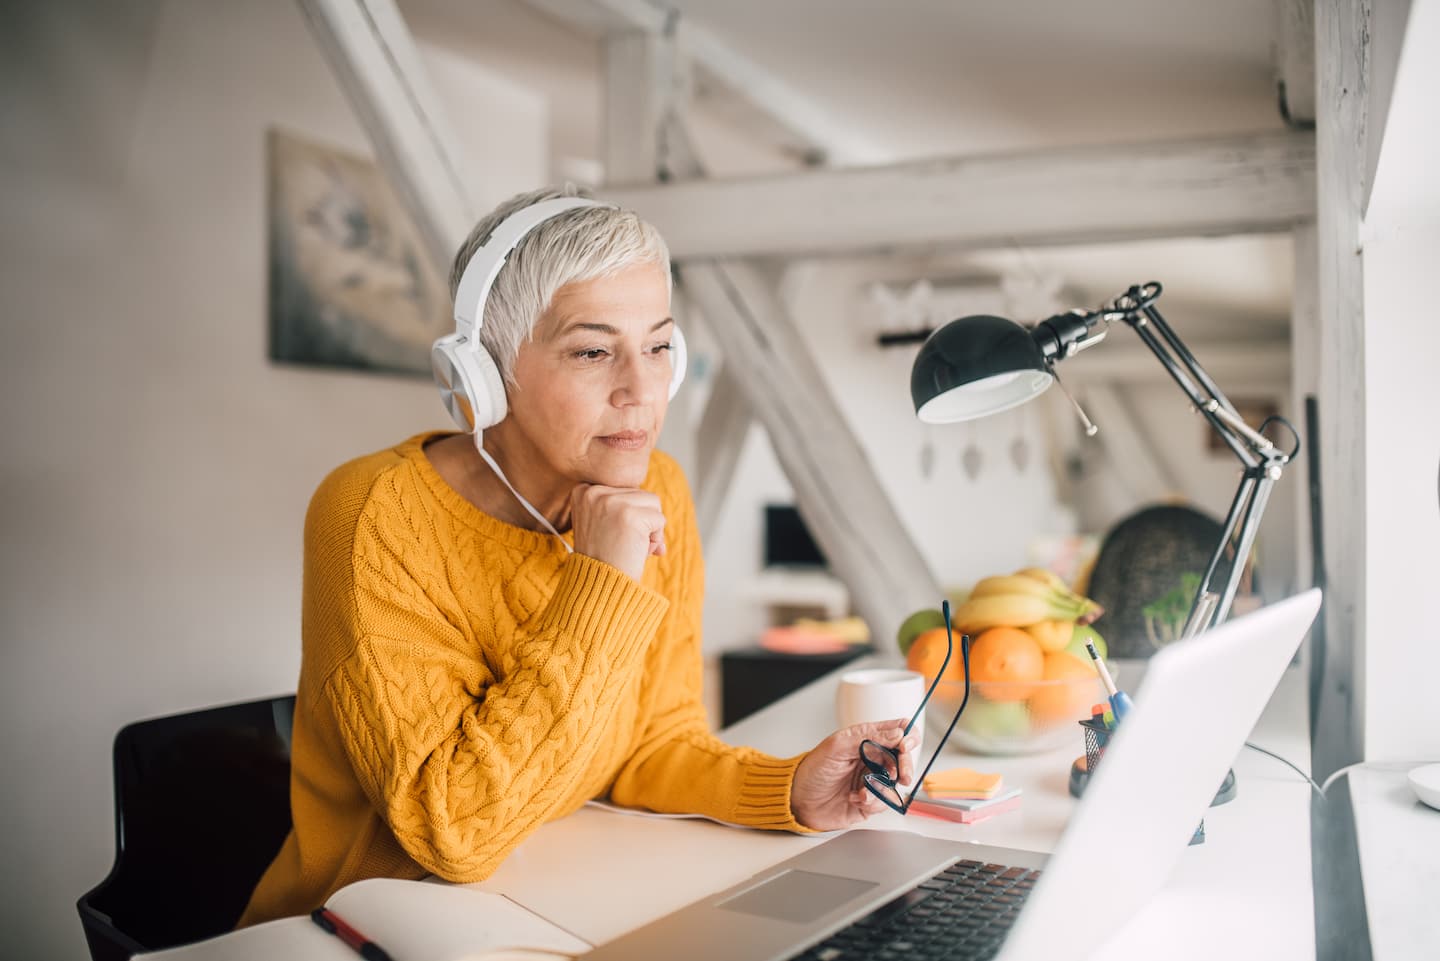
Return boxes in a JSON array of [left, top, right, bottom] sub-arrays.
[[266, 128, 449, 376]]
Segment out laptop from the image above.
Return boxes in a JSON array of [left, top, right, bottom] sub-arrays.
[[585, 588, 1322, 961]]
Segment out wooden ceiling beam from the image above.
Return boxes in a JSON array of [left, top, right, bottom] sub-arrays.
[[598, 130, 1318, 260], [297, 0, 478, 268], [1275, 0, 1317, 125], [522, 0, 887, 167]]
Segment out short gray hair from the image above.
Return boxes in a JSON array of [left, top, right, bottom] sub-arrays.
[[448, 185, 672, 386]]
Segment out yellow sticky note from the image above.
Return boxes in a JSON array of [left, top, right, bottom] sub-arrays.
[[923, 767, 1003, 798]]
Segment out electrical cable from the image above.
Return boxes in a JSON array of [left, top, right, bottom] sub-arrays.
[[1243, 741, 1324, 796], [1257, 413, 1302, 460], [1242, 742, 1435, 799]]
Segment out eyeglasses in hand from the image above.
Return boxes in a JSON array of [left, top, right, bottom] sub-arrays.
[[858, 599, 971, 815]]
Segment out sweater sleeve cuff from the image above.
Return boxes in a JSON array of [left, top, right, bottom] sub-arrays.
[[731, 752, 819, 834], [537, 553, 669, 664]]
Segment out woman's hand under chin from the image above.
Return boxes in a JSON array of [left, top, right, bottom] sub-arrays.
[[569, 483, 667, 582]]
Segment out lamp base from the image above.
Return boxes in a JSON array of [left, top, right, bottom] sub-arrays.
[[1211, 767, 1237, 806]]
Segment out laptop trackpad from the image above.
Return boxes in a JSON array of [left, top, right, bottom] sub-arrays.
[[718, 870, 878, 924]]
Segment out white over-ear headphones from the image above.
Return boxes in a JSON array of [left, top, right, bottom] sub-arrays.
[[432, 197, 687, 433]]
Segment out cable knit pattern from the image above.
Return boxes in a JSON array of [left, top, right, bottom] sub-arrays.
[[238, 432, 809, 927]]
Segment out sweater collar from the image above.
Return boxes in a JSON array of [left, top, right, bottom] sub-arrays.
[[401, 431, 577, 555]]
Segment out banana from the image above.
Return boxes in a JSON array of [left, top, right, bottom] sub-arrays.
[[1014, 567, 1072, 593], [951, 593, 1071, 632], [965, 570, 1104, 630], [969, 575, 1068, 601]]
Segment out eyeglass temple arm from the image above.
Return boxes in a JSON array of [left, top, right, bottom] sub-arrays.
[[901, 637, 971, 810]]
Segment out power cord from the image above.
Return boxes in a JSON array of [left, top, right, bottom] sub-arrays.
[[1242, 742, 1434, 799]]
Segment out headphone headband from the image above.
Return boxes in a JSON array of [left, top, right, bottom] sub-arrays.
[[452, 196, 606, 341]]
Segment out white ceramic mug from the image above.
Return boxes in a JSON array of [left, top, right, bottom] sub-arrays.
[[835, 668, 927, 755]]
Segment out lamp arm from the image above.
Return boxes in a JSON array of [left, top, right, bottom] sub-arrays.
[[1113, 288, 1265, 469], [1198, 465, 1281, 630], [1106, 284, 1292, 631]]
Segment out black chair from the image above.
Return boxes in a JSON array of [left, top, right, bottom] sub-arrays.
[[77, 695, 297, 960]]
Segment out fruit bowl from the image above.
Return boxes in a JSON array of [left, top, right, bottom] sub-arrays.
[[925, 674, 1107, 756]]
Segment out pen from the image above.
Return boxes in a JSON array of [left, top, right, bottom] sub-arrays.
[[1085, 641, 1133, 722], [311, 907, 396, 961]]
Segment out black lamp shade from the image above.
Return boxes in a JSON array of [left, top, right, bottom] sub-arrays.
[[910, 314, 1055, 423]]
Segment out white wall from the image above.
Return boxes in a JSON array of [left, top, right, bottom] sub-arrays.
[[0, 1, 547, 957], [1359, 0, 1440, 763]]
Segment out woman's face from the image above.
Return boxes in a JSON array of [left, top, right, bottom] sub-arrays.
[[501, 261, 675, 491]]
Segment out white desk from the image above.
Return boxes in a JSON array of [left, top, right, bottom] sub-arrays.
[[142, 660, 1319, 961], [470, 659, 1317, 960], [1350, 766, 1440, 959]]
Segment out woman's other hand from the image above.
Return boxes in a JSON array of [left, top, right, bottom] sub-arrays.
[[790, 721, 919, 832], [570, 483, 667, 582]]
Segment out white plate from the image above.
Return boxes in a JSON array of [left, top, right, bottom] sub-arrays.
[[1407, 763, 1440, 810]]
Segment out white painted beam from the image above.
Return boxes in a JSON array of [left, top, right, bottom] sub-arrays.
[[1312, 0, 1369, 777], [692, 366, 752, 539], [680, 259, 943, 649], [296, 0, 477, 269], [598, 131, 1318, 260], [521, 0, 885, 167], [1276, 0, 1317, 124], [603, 29, 672, 182], [1080, 383, 1179, 507]]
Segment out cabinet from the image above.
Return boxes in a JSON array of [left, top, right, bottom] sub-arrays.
[[720, 644, 872, 727]]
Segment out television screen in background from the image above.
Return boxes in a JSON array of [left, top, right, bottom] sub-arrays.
[[764, 504, 828, 569]]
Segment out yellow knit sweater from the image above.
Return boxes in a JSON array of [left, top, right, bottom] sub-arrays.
[[239, 432, 809, 926]]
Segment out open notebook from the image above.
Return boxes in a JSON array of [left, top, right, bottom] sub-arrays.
[[135, 878, 592, 961]]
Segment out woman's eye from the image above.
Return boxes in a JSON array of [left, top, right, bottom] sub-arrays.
[[574, 348, 609, 361], [649, 342, 674, 355]]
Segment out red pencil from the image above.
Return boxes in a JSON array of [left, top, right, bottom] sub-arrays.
[[311, 907, 395, 961]]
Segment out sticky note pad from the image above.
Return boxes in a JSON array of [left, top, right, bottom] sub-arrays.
[[922, 787, 1023, 811], [922, 768, 1003, 799], [911, 794, 1022, 824]]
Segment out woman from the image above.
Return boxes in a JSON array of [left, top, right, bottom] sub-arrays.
[[239, 186, 916, 925]]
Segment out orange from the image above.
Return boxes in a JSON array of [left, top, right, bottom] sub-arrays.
[[968, 627, 1044, 701], [905, 627, 966, 684], [1027, 651, 1098, 723]]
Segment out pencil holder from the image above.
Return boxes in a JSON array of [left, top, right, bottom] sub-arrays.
[[1080, 717, 1111, 775], [1067, 717, 1109, 799]]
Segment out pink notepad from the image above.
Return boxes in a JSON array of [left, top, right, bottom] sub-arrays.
[[908, 794, 1022, 824]]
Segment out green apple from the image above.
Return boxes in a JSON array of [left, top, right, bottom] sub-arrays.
[[959, 697, 1031, 739], [1063, 624, 1108, 665], [897, 608, 946, 655]]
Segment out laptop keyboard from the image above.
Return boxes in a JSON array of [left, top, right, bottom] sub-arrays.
[[790, 859, 1040, 961]]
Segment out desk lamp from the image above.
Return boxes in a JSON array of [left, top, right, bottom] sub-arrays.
[[910, 281, 1299, 638]]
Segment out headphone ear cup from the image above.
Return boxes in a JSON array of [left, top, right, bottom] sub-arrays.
[[431, 335, 508, 432], [467, 344, 509, 430], [668, 325, 688, 400]]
